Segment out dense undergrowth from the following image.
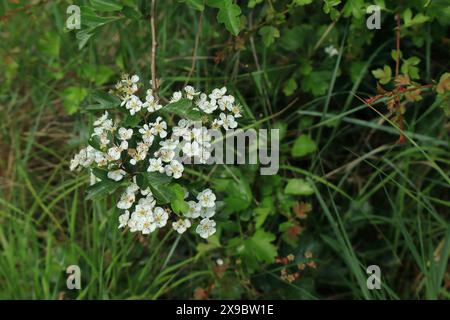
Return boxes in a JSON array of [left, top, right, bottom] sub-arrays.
[[0, 0, 449, 299]]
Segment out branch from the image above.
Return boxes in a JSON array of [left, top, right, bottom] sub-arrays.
[[150, 0, 158, 97]]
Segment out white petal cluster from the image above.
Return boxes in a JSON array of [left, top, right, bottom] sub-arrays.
[[70, 75, 240, 240]]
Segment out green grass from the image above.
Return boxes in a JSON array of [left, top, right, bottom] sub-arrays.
[[0, 0, 449, 300]]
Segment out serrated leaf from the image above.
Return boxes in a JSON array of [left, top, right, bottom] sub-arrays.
[[258, 26, 280, 47], [372, 65, 392, 85], [216, 0, 241, 36], [244, 230, 277, 263]]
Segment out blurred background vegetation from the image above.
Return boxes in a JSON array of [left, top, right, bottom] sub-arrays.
[[0, 0, 449, 299]]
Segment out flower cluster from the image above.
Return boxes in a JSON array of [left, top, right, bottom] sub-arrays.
[[70, 74, 242, 239]]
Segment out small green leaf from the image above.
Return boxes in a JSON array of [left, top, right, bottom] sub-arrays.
[[216, 0, 242, 36], [283, 77, 298, 96], [291, 134, 317, 158], [372, 65, 392, 85], [61, 86, 88, 115], [244, 230, 277, 263], [258, 26, 280, 47], [284, 179, 314, 196]]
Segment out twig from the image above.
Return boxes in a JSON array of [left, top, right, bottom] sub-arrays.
[[395, 12, 404, 144], [150, 0, 158, 97], [184, 12, 203, 87]]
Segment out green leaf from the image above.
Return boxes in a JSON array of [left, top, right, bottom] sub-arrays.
[[372, 65, 392, 85], [150, 184, 175, 205], [258, 26, 280, 47], [244, 230, 277, 263], [254, 207, 271, 228], [291, 134, 317, 157], [137, 172, 173, 189], [86, 180, 121, 200], [216, 0, 242, 36], [248, 0, 263, 8], [90, 0, 123, 12], [283, 77, 297, 96], [61, 86, 88, 115], [293, 0, 313, 6], [37, 32, 60, 58], [301, 71, 331, 96], [403, 8, 430, 28], [284, 179, 314, 196], [85, 91, 121, 111], [163, 98, 202, 120]]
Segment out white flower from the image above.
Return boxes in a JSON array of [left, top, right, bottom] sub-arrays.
[[198, 100, 218, 114], [325, 45, 339, 57], [132, 204, 153, 222], [211, 118, 223, 130], [126, 182, 140, 194], [185, 201, 201, 218], [118, 210, 130, 229], [196, 218, 216, 239], [153, 207, 169, 227], [218, 95, 234, 111], [219, 113, 237, 130], [141, 218, 157, 234], [229, 104, 242, 118], [182, 141, 200, 157], [125, 95, 142, 115], [139, 124, 155, 145], [165, 160, 184, 179], [94, 111, 109, 126], [150, 117, 167, 138], [138, 194, 156, 207], [157, 148, 175, 163], [144, 93, 163, 113], [200, 206, 215, 218], [172, 219, 191, 234], [148, 158, 165, 173], [197, 189, 216, 208], [209, 87, 227, 100], [119, 140, 128, 151], [184, 85, 199, 100], [107, 146, 122, 161], [159, 139, 179, 150], [107, 169, 126, 181], [131, 74, 140, 83], [118, 127, 133, 140], [117, 191, 136, 210], [170, 91, 182, 103], [141, 187, 152, 196]]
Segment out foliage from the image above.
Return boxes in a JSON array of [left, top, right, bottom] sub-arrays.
[[0, 0, 449, 300]]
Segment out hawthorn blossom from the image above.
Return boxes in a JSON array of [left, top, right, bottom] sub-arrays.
[[172, 219, 191, 234], [219, 113, 237, 130], [108, 169, 126, 181], [118, 210, 130, 229], [197, 189, 216, 208], [148, 158, 165, 173], [165, 160, 184, 179], [196, 218, 216, 239]]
